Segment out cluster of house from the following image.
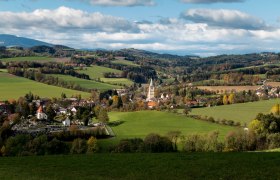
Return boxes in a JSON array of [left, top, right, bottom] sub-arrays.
[[255, 84, 280, 98]]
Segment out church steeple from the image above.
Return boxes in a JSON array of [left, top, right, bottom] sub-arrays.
[[147, 79, 155, 101]]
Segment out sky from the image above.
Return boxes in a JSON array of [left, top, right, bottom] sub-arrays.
[[0, 0, 280, 56]]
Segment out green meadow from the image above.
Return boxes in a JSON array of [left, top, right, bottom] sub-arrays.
[[78, 65, 122, 79], [100, 111, 238, 148], [190, 99, 280, 124], [1, 153, 280, 180], [47, 74, 122, 91], [0, 56, 54, 62], [112, 59, 139, 67], [0, 72, 90, 100], [77, 65, 133, 86]]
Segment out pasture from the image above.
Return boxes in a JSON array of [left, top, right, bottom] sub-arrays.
[[1, 153, 280, 179], [0, 56, 54, 63], [101, 111, 237, 148], [47, 74, 122, 91], [77, 65, 122, 79], [77, 65, 133, 86], [0, 72, 90, 100], [197, 86, 259, 93], [190, 99, 280, 124], [112, 58, 139, 67]]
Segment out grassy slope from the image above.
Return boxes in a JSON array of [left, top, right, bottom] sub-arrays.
[[78, 65, 133, 86], [47, 74, 122, 91], [78, 65, 122, 79], [1, 153, 280, 180], [112, 59, 139, 67], [101, 111, 237, 148], [0, 72, 90, 100], [0, 56, 54, 62], [190, 99, 280, 124]]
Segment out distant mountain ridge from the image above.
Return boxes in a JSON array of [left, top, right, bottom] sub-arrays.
[[0, 34, 53, 48]]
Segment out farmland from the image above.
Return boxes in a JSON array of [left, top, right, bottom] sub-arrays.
[[112, 58, 139, 67], [77, 65, 133, 86], [197, 86, 259, 93], [0, 56, 54, 62], [77, 65, 122, 79], [101, 111, 237, 147], [190, 99, 280, 124], [47, 74, 122, 91], [0, 72, 90, 100], [1, 153, 280, 180]]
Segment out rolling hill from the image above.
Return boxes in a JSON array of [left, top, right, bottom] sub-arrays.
[[0, 34, 53, 48]]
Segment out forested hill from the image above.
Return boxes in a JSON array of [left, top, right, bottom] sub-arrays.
[[0, 34, 53, 48]]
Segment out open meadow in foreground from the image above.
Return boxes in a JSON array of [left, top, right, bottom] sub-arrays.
[[1, 153, 280, 180], [190, 99, 280, 124], [0, 72, 90, 100], [101, 111, 238, 148]]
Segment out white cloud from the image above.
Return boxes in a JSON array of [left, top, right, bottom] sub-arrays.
[[86, 0, 155, 6], [1, 6, 280, 55], [0, 6, 138, 32], [180, 0, 244, 4], [181, 9, 267, 30]]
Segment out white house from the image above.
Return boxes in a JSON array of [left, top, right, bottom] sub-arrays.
[[62, 117, 71, 126], [36, 106, 48, 120]]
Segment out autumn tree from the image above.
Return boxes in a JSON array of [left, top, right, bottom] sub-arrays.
[[98, 108, 109, 123], [271, 104, 280, 116], [228, 93, 235, 104], [223, 95, 228, 105], [87, 136, 98, 154]]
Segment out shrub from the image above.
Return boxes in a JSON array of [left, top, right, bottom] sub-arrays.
[[71, 138, 87, 154], [143, 133, 173, 153]]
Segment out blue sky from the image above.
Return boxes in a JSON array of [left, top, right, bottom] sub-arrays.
[[0, 0, 280, 56]]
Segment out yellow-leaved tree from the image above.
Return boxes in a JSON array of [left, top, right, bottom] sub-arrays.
[[271, 104, 280, 116], [223, 95, 228, 105], [228, 93, 235, 104]]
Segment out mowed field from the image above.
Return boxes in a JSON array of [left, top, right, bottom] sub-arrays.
[[112, 58, 140, 67], [77, 65, 133, 86], [78, 65, 122, 79], [1, 153, 280, 180], [0, 72, 90, 100], [190, 99, 280, 124], [197, 86, 259, 93], [0, 56, 54, 63], [47, 74, 122, 91], [103, 111, 237, 147]]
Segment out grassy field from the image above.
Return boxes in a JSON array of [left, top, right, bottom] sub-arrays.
[[78, 65, 122, 79], [101, 111, 237, 148], [197, 86, 259, 93], [1, 153, 280, 179], [0, 72, 90, 100], [190, 99, 280, 124], [47, 74, 122, 91], [100, 78, 133, 86], [0, 56, 54, 62], [112, 59, 139, 67], [77, 65, 133, 86]]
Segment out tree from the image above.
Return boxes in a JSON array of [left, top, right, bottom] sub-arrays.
[[223, 95, 228, 105], [46, 104, 56, 121], [249, 119, 265, 135], [71, 138, 87, 154], [228, 93, 235, 104], [183, 107, 191, 115], [271, 104, 280, 116], [166, 131, 181, 151], [98, 108, 109, 123], [87, 136, 98, 154]]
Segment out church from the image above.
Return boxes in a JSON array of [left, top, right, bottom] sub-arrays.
[[146, 79, 158, 108]]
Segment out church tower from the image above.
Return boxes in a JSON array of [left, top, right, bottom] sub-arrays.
[[147, 79, 155, 101]]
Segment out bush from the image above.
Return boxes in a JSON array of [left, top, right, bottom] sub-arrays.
[[143, 133, 173, 153], [71, 138, 87, 154], [267, 133, 280, 149]]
